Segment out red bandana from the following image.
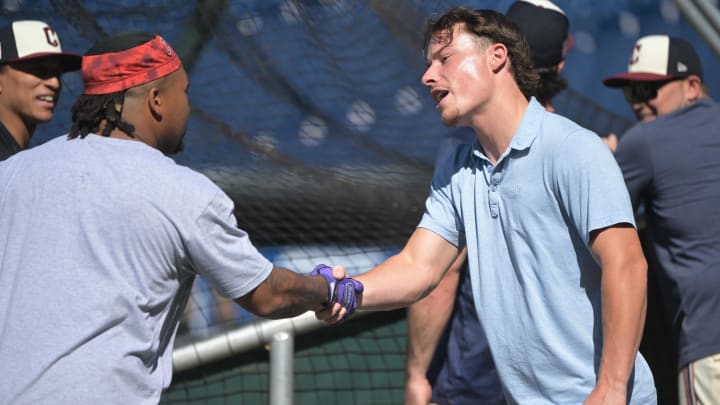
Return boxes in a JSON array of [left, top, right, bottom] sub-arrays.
[[82, 34, 182, 95]]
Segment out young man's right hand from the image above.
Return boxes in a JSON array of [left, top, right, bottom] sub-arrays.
[[311, 264, 363, 323]]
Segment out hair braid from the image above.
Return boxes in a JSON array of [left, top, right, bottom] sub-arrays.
[[68, 92, 137, 139]]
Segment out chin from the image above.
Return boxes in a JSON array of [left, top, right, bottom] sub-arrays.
[[637, 113, 655, 123], [633, 109, 654, 123], [440, 114, 460, 127], [168, 140, 184, 156], [159, 133, 186, 156], [35, 113, 54, 124]]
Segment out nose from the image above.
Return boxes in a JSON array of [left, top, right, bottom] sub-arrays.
[[421, 63, 436, 87], [44, 75, 62, 91]]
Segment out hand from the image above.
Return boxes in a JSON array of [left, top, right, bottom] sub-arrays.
[[602, 133, 618, 153], [311, 264, 363, 324], [404, 372, 432, 405]]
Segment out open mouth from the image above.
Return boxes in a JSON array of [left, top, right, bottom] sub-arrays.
[[37, 95, 56, 105], [431, 89, 449, 104]]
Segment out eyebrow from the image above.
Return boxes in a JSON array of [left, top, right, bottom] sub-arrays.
[[425, 41, 453, 64]]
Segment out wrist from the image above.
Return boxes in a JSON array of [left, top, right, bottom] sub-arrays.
[[595, 374, 628, 396], [405, 366, 428, 380]]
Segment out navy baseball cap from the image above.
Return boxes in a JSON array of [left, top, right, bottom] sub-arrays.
[[0, 20, 81, 72], [603, 35, 703, 87], [506, 0, 572, 69]]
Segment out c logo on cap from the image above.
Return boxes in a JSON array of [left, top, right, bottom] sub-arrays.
[[43, 26, 59, 47], [629, 43, 641, 65]]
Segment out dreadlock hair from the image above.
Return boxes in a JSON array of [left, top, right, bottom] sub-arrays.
[[423, 7, 540, 100], [68, 31, 157, 139], [69, 91, 134, 139]]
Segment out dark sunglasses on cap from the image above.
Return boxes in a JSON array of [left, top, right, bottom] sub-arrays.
[[622, 78, 684, 104]]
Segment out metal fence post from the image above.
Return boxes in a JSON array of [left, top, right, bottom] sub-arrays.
[[270, 331, 294, 405]]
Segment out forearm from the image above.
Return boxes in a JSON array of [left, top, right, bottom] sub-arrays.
[[356, 255, 433, 311], [584, 225, 649, 404], [235, 266, 328, 319], [356, 228, 460, 311], [597, 254, 647, 391]]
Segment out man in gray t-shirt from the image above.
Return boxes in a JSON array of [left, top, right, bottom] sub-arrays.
[[0, 31, 361, 404]]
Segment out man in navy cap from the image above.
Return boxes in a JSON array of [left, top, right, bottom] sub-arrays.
[[605, 34, 720, 405], [0, 20, 81, 160]]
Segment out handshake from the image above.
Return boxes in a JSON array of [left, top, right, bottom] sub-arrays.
[[310, 264, 364, 324]]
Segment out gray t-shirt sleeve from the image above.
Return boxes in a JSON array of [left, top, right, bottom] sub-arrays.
[[184, 191, 273, 299]]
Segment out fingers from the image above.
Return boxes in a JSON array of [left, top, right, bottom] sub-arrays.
[[311, 264, 362, 324], [314, 302, 347, 323], [331, 265, 346, 280]]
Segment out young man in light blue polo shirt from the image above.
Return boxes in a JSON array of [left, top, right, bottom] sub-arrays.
[[319, 7, 657, 404], [404, 2, 574, 404]]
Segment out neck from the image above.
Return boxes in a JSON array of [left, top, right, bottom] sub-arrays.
[[0, 111, 34, 149], [470, 88, 529, 164], [98, 120, 156, 150], [109, 128, 155, 149]]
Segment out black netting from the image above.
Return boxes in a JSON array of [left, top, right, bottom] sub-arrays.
[[2, 0, 636, 402]]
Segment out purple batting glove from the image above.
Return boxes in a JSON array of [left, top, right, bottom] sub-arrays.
[[311, 264, 364, 323]]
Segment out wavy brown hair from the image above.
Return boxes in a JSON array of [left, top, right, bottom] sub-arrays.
[[423, 7, 540, 100]]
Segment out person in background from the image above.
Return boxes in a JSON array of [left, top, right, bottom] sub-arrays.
[[0, 31, 361, 404], [321, 7, 656, 404], [600, 34, 667, 401], [404, 2, 572, 404], [0, 20, 81, 160], [507, 0, 571, 112], [604, 34, 720, 405]]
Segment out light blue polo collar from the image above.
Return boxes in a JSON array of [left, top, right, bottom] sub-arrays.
[[471, 97, 544, 164], [510, 97, 544, 152]]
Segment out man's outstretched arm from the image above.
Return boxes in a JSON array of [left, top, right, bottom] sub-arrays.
[[235, 266, 332, 319], [317, 228, 460, 321]]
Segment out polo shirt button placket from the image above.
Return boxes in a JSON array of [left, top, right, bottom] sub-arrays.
[[489, 173, 501, 218]]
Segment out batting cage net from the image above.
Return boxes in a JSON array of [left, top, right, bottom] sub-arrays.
[[3, 0, 633, 403]]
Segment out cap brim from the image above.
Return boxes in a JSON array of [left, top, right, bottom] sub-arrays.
[[4, 52, 82, 73], [602, 72, 674, 87]]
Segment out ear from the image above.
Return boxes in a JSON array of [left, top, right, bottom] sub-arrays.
[[685, 75, 703, 103], [487, 43, 508, 72], [147, 87, 163, 121]]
